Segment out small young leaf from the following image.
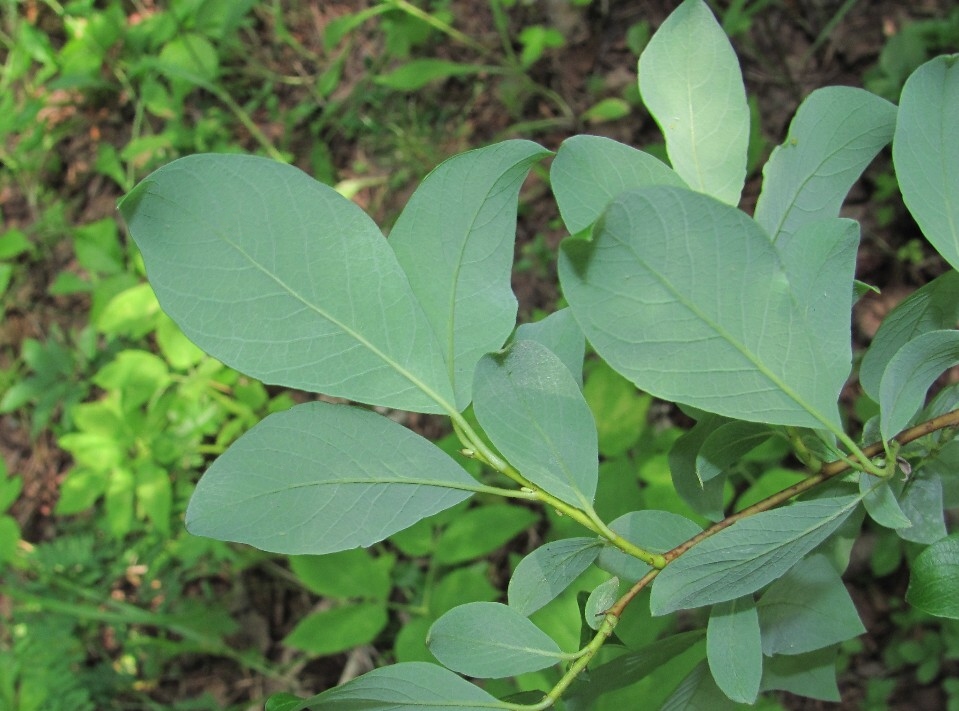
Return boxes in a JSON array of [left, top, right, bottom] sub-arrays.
[[186, 402, 480, 555], [639, 0, 749, 205], [754, 86, 896, 244], [598, 510, 702, 583], [860, 271, 959, 400], [389, 141, 548, 409], [585, 577, 620, 630], [284, 601, 388, 656], [893, 56, 959, 270], [120, 154, 455, 414], [559, 186, 846, 430], [551, 134, 684, 236], [650, 495, 861, 615], [427, 602, 566, 678], [514, 308, 586, 386], [294, 662, 503, 710], [707, 596, 762, 704], [473, 340, 598, 508], [757, 554, 865, 656], [508, 537, 602, 616], [906, 532, 959, 619], [879, 329, 959, 440]]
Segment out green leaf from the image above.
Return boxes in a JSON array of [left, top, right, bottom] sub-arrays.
[[669, 414, 729, 521], [893, 55, 959, 270], [776, 218, 859, 383], [754, 87, 896, 244], [0, 515, 19, 564], [92, 349, 170, 409], [757, 554, 865, 656], [597, 510, 701, 583], [565, 630, 705, 706], [54, 469, 108, 515], [514, 309, 585, 386], [859, 474, 911, 530], [660, 660, 736, 711], [105, 467, 135, 538], [906, 532, 959, 619], [430, 563, 500, 617], [290, 548, 395, 600], [707, 596, 762, 704], [696, 421, 772, 483], [135, 462, 171, 535], [434, 504, 538, 566], [376, 59, 492, 91], [296, 662, 502, 710], [585, 577, 619, 630], [638, 0, 748, 205], [896, 473, 948, 544], [860, 271, 959, 400], [581, 98, 631, 124], [186, 402, 479, 554], [879, 329, 959, 440], [760, 647, 840, 702], [120, 154, 455, 414], [559, 186, 845, 430], [508, 537, 602, 616], [96, 282, 161, 338], [473, 340, 598, 508], [551, 135, 684, 236], [583, 360, 651, 457], [650, 495, 861, 615], [427, 602, 565, 678], [0, 472, 23, 513], [389, 141, 548, 408], [284, 601, 388, 656]]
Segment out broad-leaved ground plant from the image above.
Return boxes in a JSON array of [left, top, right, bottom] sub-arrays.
[[119, 1, 959, 707]]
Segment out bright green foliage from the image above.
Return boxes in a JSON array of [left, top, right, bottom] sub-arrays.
[[115, 1, 959, 708]]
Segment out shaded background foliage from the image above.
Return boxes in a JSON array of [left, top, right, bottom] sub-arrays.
[[1, 0, 958, 709]]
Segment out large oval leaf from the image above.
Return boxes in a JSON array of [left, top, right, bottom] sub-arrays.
[[119, 154, 454, 413], [754, 86, 896, 245], [389, 140, 549, 409], [427, 602, 566, 678], [558, 186, 846, 430], [650, 495, 861, 616], [638, 0, 749, 205], [185, 402, 479, 554], [473, 339, 598, 508], [893, 55, 959, 270]]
